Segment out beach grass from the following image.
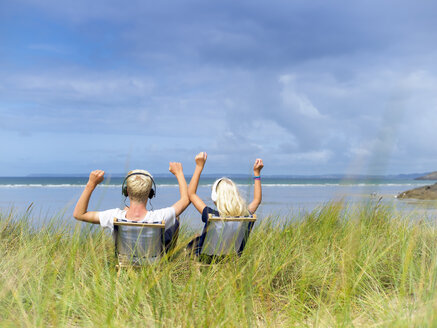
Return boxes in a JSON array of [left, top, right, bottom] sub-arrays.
[[2, 201, 437, 327]]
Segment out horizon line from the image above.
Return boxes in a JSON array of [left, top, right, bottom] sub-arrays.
[[0, 172, 430, 179]]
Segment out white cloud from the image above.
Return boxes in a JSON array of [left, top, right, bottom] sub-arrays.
[[6, 74, 155, 100], [290, 150, 333, 163], [279, 74, 324, 119]]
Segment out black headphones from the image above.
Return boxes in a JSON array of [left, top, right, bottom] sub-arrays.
[[121, 172, 156, 199]]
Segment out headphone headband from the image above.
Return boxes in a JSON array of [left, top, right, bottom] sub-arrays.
[[211, 177, 227, 202], [122, 172, 156, 199]]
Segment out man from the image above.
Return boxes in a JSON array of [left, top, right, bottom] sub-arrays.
[[73, 162, 189, 249]]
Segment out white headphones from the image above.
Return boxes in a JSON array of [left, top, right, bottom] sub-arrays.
[[211, 177, 226, 202]]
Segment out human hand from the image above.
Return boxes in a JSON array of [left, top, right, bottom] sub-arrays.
[[253, 159, 264, 176], [195, 152, 207, 167], [169, 162, 183, 176], [88, 170, 105, 187]]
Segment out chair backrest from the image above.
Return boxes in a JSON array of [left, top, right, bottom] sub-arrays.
[[113, 218, 165, 266], [201, 214, 257, 256]]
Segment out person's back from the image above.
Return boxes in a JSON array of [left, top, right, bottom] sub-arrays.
[[73, 162, 190, 253]]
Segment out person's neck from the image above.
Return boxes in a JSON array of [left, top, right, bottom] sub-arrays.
[[125, 200, 148, 220]]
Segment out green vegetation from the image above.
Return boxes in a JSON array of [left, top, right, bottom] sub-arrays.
[[2, 202, 437, 327]]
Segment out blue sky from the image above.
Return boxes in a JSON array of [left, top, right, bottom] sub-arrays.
[[1, 0, 437, 176]]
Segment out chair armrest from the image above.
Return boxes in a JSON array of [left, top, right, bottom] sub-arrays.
[[208, 214, 257, 222], [113, 218, 166, 228]]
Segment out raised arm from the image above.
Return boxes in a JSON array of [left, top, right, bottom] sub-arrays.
[[248, 159, 264, 214], [169, 162, 190, 217], [73, 170, 105, 224], [188, 152, 207, 214]]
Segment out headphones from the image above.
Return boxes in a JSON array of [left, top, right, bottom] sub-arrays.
[[211, 177, 226, 202], [122, 172, 156, 199]]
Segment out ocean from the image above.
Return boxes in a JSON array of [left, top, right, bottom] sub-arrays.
[[1, 176, 436, 231]]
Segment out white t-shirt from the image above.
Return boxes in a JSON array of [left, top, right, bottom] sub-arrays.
[[98, 207, 176, 234]]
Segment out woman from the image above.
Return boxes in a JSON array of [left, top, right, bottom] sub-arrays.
[[187, 152, 264, 255]]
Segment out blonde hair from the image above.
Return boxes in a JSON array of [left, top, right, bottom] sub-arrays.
[[214, 178, 249, 217], [126, 169, 153, 202]]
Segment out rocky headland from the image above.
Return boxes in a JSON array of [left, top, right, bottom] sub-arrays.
[[397, 182, 437, 200], [415, 171, 437, 180]]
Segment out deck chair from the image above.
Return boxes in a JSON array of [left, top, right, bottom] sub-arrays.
[[113, 218, 165, 268], [199, 214, 257, 258]]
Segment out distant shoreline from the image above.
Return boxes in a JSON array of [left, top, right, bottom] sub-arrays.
[[0, 176, 430, 188], [1, 172, 429, 179]]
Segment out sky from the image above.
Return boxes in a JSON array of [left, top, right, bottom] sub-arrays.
[[1, 0, 437, 176]]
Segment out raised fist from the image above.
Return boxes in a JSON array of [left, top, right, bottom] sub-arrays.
[[253, 159, 264, 175], [195, 152, 207, 166], [88, 170, 105, 187], [169, 162, 183, 176]]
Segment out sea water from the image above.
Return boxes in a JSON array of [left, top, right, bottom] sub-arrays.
[[0, 176, 436, 231]]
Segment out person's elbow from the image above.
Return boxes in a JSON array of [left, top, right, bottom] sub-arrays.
[[249, 197, 262, 214], [73, 209, 86, 222], [73, 211, 83, 221], [174, 196, 190, 217]]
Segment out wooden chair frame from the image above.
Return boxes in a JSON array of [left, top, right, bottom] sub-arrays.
[[207, 214, 257, 222]]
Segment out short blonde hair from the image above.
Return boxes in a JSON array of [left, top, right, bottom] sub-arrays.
[[214, 178, 249, 217], [126, 169, 153, 202]]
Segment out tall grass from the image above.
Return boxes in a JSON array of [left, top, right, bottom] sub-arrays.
[[2, 201, 437, 327]]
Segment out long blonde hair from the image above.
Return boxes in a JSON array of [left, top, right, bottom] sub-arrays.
[[214, 178, 249, 217]]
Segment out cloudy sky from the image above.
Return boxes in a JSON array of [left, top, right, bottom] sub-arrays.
[[1, 0, 437, 176]]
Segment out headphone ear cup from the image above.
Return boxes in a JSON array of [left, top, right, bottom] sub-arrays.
[[122, 185, 128, 197], [148, 188, 155, 199]]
